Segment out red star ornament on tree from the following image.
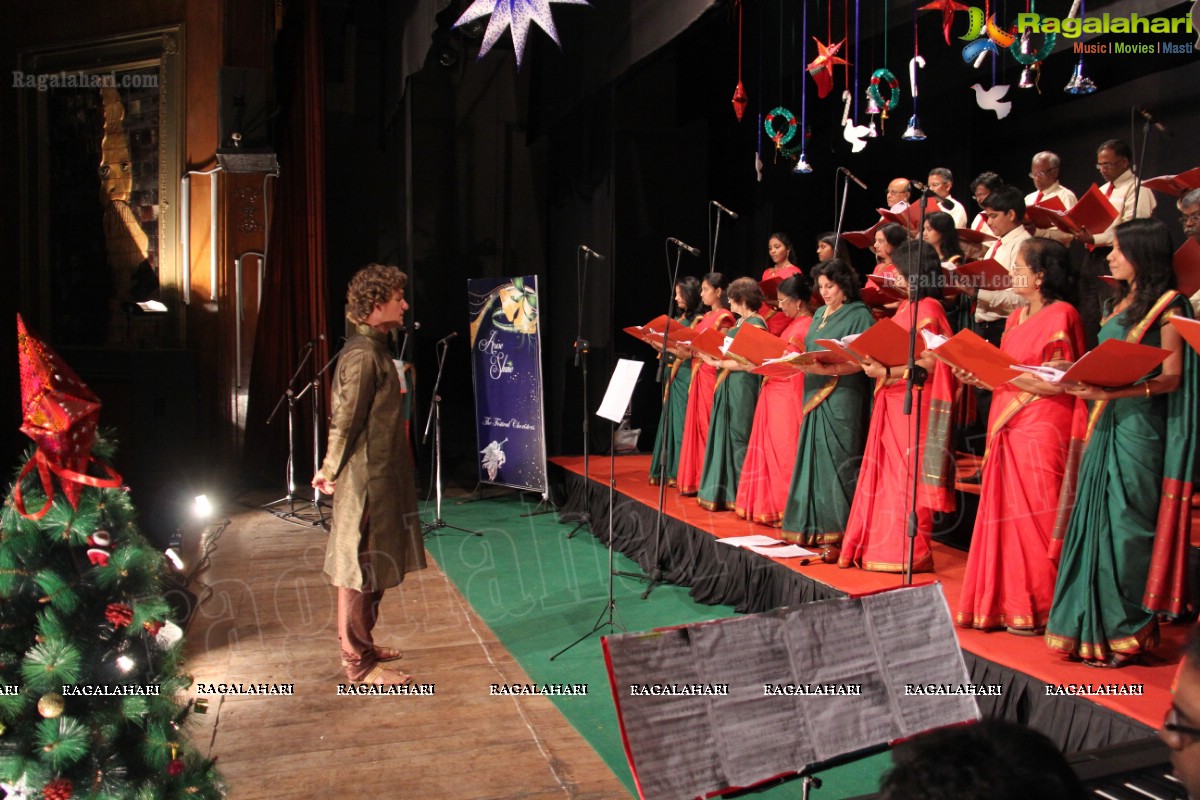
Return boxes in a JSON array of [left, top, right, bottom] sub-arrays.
[[920, 0, 971, 46], [806, 38, 849, 99], [15, 315, 120, 515]]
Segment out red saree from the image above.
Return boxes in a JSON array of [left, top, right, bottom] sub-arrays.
[[675, 308, 735, 495], [734, 314, 812, 524], [760, 264, 801, 336], [955, 302, 1087, 632], [838, 298, 957, 572]]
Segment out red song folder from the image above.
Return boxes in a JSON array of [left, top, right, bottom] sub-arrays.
[[622, 315, 693, 347], [927, 329, 1018, 391], [943, 258, 1012, 291], [1174, 238, 1200, 297], [1023, 184, 1117, 236], [724, 322, 789, 367], [1058, 338, 1170, 387], [817, 317, 912, 368], [1141, 166, 1200, 196], [1170, 315, 1200, 356]]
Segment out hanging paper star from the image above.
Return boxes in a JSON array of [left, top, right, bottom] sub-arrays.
[[920, 0, 971, 46], [454, 0, 590, 68], [806, 38, 849, 99]]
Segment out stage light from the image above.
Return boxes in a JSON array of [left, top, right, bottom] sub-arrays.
[[116, 655, 135, 673], [193, 494, 213, 520]]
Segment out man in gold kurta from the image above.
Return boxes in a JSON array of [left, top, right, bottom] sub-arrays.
[[313, 264, 426, 685]]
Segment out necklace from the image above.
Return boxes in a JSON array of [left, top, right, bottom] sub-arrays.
[[816, 303, 842, 331]]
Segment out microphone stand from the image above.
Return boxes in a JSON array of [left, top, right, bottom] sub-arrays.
[[421, 338, 482, 537], [262, 341, 324, 528], [640, 241, 691, 599], [832, 169, 854, 256], [710, 205, 725, 273], [295, 340, 342, 531], [563, 248, 594, 539], [1130, 105, 1153, 219], [902, 198, 933, 586]]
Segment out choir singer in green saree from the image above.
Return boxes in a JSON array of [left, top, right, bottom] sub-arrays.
[[780, 259, 874, 546], [1045, 218, 1199, 668]]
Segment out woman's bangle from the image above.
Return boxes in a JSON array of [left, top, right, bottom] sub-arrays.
[[1144, 382, 1152, 398]]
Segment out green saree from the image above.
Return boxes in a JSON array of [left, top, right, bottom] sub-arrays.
[[649, 313, 701, 486], [1046, 291, 1199, 661], [697, 316, 767, 511], [780, 301, 875, 544]]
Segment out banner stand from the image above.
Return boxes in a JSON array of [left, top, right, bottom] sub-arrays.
[[467, 276, 551, 509]]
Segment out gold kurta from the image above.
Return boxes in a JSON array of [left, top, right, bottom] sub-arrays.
[[320, 324, 426, 591]]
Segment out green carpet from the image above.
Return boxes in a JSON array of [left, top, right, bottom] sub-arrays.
[[422, 494, 891, 799]]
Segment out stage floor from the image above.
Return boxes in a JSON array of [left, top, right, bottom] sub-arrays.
[[551, 454, 1186, 735]]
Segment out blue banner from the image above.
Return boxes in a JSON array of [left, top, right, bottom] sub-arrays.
[[468, 276, 548, 494]]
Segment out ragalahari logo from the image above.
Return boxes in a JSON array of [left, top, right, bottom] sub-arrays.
[[958, 4, 1197, 62]]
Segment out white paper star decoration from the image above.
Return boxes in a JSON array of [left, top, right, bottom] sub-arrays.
[[454, 0, 590, 67]]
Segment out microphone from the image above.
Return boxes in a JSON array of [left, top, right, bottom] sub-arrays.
[[400, 321, 421, 332], [305, 333, 326, 347], [1136, 106, 1171, 136], [667, 237, 701, 257], [580, 245, 606, 261], [711, 200, 739, 219], [910, 179, 928, 192], [437, 331, 459, 346], [838, 167, 868, 191]]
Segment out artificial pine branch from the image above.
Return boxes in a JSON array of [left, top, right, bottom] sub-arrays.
[[20, 637, 82, 692], [35, 716, 89, 770]]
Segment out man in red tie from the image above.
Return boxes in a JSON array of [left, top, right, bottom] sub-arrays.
[[1074, 139, 1157, 346], [1023, 151, 1077, 245], [957, 186, 1032, 348]]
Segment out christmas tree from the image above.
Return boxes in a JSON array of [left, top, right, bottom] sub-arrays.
[[0, 317, 223, 800]]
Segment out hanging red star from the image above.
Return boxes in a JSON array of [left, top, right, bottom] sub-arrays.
[[806, 38, 849, 99], [919, 0, 971, 46]]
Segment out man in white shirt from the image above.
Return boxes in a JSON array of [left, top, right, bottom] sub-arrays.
[[1075, 139, 1157, 345], [963, 186, 1032, 347], [1023, 151, 1078, 245], [886, 177, 912, 212], [927, 168, 969, 228], [1180, 188, 1200, 315]]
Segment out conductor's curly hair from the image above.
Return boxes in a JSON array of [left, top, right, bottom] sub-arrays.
[[346, 264, 407, 325]]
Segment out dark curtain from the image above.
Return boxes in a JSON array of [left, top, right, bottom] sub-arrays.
[[243, 0, 329, 483]]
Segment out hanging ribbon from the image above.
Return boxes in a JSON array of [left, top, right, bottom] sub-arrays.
[[13, 450, 123, 520]]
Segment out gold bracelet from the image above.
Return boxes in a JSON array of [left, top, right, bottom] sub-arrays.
[[1145, 382, 1152, 398]]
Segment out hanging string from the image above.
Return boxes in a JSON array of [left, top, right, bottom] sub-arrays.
[[779, 0, 784, 103], [801, 0, 808, 152], [883, 0, 889, 68], [737, 0, 743, 86], [853, 0, 860, 120], [843, 0, 849, 96]]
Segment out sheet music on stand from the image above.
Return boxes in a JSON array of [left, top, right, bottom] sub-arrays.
[[602, 583, 979, 800]]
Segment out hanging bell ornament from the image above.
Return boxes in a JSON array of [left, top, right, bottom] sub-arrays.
[[865, 115, 878, 138], [1064, 57, 1097, 94], [792, 151, 814, 174], [731, 81, 749, 121], [901, 114, 927, 142], [865, 91, 882, 116], [1018, 65, 1037, 90]]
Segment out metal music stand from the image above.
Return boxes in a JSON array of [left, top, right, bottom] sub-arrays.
[[262, 339, 326, 528], [421, 336, 482, 537], [552, 359, 643, 660]]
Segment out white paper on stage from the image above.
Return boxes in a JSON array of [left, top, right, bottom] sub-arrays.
[[744, 544, 816, 558], [602, 583, 979, 800], [716, 534, 782, 548], [597, 359, 644, 423]]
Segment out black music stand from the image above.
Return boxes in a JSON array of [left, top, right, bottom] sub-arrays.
[[262, 340, 326, 528], [552, 359, 644, 660]]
